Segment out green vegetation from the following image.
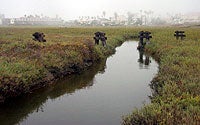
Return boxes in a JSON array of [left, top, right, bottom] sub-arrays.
[[122, 27, 200, 125], [0, 27, 199, 124], [0, 27, 132, 101]]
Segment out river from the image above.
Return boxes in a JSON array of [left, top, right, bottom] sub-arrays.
[[0, 41, 158, 125]]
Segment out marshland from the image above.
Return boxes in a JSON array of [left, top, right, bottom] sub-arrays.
[[0, 27, 199, 125]]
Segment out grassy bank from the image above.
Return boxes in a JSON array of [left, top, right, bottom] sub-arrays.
[[0, 27, 199, 124], [122, 27, 200, 124], [0, 27, 134, 102]]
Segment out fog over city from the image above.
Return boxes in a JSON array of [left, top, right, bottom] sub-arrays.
[[0, 0, 200, 20]]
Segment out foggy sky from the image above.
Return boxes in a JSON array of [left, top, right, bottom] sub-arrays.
[[0, 0, 200, 20]]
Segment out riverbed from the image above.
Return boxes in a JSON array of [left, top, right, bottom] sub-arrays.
[[0, 41, 158, 125]]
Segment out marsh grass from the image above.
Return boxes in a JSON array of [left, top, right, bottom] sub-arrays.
[[122, 27, 200, 125], [0, 27, 200, 124], [0, 27, 132, 101]]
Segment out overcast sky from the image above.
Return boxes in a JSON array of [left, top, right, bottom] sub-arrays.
[[0, 0, 200, 20]]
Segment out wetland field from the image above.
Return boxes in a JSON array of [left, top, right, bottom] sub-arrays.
[[0, 26, 200, 124]]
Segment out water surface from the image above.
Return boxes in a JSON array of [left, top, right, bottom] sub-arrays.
[[0, 41, 158, 125]]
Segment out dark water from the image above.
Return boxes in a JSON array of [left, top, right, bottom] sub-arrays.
[[0, 41, 158, 125]]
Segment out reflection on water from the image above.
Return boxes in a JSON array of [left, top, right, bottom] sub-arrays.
[[138, 49, 151, 69], [0, 59, 107, 125], [0, 41, 158, 125]]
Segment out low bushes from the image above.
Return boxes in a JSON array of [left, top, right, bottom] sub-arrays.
[[122, 27, 200, 125], [0, 27, 128, 102]]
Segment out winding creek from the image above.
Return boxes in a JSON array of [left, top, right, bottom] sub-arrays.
[[0, 41, 158, 125]]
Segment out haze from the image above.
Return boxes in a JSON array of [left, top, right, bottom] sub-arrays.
[[0, 0, 200, 20]]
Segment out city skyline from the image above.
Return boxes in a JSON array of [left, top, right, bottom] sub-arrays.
[[0, 0, 200, 20]]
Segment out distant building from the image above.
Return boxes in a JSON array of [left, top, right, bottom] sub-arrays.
[[1, 15, 64, 26], [109, 15, 127, 25], [14, 15, 64, 25], [2, 18, 12, 25]]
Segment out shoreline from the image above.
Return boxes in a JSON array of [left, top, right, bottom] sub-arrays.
[[0, 31, 126, 103]]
